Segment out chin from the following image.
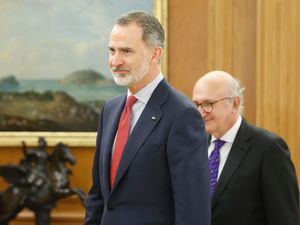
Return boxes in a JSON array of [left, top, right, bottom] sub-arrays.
[[114, 78, 130, 86], [205, 125, 213, 135], [113, 75, 134, 86]]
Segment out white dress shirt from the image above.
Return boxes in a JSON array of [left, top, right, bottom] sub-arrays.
[[127, 73, 164, 133], [111, 73, 164, 155], [209, 115, 242, 180]]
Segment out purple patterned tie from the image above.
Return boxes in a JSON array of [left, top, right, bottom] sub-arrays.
[[209, 139, 226, 196]]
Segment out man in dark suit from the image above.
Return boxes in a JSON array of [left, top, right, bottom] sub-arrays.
[[192, 70, 300, 225], [84, 11, 210, 225]]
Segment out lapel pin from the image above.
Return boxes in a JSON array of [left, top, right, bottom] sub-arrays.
[[151, 116, 156, 121]]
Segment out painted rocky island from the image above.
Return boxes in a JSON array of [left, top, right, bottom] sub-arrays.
[[0, 70, 124, 131]]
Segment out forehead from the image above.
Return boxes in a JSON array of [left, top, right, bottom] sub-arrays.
[[193, 78, 228, 101], [109, 23, 144, 47]]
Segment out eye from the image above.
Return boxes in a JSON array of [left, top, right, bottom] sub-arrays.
[[121, 48, 133, 54], [202, 102, 212, 108], [108, 47, 115, 55], [193, 101, 201, 108]]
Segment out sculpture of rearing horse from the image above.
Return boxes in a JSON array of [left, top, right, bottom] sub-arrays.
[[0, 138, 86, 225]]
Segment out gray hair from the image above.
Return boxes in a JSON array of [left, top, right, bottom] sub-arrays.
[[227, 76, 245, 115], [116, 10, 164, 48]]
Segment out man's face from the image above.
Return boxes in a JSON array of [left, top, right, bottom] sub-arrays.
[[192, 78, 238, 138], [108, 23, 153, 87]]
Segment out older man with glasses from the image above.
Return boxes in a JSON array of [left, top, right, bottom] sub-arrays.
[[192, 70, 299, 225]]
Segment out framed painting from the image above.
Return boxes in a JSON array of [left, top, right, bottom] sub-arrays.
[[0, 0, 168, 146]]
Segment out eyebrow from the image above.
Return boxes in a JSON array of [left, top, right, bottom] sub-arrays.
[[121, 47, 134, 52], [192, 99, 214, 104], [108, 46, 134, 52], [192, 100, 203, 106]]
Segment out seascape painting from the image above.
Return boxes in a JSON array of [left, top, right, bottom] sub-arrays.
[[0, 0, 153, 132]]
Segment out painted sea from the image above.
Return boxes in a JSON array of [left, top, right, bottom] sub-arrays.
[[8, 79, 125, 104], [0, 75, 126, 131], [0, 0, 152, 132]]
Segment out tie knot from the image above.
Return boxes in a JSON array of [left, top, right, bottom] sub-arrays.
[[126, 95, 137, 107], [214, 139, 226, 150]]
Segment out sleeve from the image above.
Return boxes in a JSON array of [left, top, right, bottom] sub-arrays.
[[167, 106, 211, 225], [262, 136, 300, 225], [84, 108, 105, 225]]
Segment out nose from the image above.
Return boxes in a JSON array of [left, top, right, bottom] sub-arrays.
[[198, 108, 207, 118], [109, 53, 124, 68]]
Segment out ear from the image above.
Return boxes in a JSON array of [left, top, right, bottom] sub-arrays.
[[232, 96, 240, 114], [150, 47, 163, 64]]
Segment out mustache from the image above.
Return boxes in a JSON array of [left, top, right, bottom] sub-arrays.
[[111, 67, 130, 72]]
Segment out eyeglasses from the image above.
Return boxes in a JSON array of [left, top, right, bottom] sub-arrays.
[[194, 97, 234, 113]]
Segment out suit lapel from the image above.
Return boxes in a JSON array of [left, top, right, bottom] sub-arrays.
[[111, 80, 169, 192], [212, 119, 252, 207], [101, 95, 126, 198]]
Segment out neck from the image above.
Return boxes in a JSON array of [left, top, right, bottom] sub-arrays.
[[129, 66, 160, 94], [213, 114, 240, 138]]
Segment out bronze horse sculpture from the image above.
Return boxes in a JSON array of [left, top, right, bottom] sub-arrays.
[[0, 138, 86, 225]]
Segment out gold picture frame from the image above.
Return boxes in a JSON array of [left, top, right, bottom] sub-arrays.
[[0, 0, 168, 147]]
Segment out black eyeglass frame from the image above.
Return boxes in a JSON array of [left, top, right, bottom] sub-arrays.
[[195, 96, 235, 113]]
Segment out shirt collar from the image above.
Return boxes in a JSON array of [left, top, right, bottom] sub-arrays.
[[127, 73, 164, 104], [211, 115, 242, 144]]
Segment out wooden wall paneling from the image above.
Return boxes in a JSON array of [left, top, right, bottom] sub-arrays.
[[286, 0, 300, 177], [168, 0, 209, 97], [231, 0, 257, 123], [286, 0, 297, 172], [207, 0, 233, 72], [256, 0, 266, 128], [0, 147, 23, 188], [256, 0, 282, 130], [154, 0, 168, 76], [12, 197, 85, 225], [207, 0, 257, 122], [256, 0, 300, 177], [295, 0, 300, 177]]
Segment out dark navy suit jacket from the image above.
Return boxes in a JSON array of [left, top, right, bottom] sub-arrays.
[[84, 80, 210, 225]]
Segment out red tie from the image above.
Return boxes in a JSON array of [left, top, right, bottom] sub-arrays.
[[110, 95, 137, 188]]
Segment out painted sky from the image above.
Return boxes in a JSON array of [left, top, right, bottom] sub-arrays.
[[0, 0, 152, 79]]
